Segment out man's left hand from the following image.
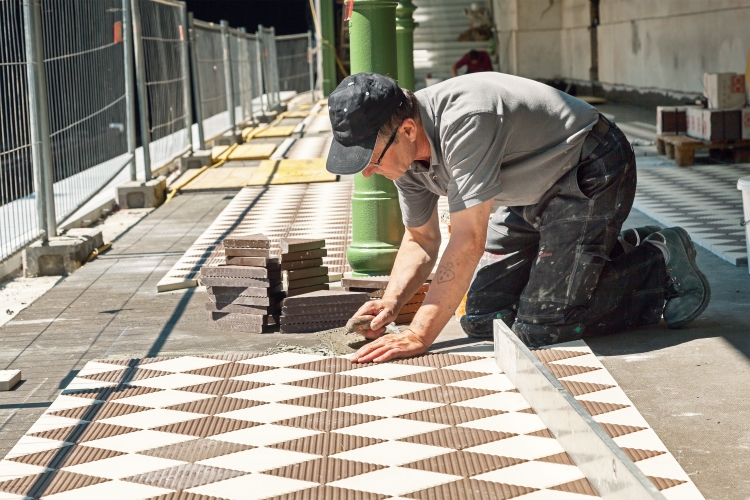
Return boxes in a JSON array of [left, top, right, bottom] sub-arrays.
[[351, 329, 428, 363]]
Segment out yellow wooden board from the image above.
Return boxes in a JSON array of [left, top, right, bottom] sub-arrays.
[[211, 145, 229, 162], [171, 168, 204, 188], [228, 143, 277, 160], [247, 158, 337, 186], [254, 125, 296, 138], [241, 126, 256, 141], [282, 110, 310, 118], [182, 166, 257, 191]]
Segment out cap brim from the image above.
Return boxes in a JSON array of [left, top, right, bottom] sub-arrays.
[[326, 132, 377, 175]]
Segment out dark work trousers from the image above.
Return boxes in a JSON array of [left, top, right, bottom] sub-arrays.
[[466, 116, 667, 347]]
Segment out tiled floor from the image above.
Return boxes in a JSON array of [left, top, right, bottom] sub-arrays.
[[633, 162, 750, 266], [0, 349, 702, 499]]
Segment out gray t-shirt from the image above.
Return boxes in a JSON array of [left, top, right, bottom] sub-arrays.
[[395, 73, 599, 227]]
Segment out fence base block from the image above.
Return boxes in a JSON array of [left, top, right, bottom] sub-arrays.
[[116, 177, 167, 209], [254, 111, 278, 123], [212, 133, 242, 148], [23, 234, 97, 277], [180, 150, 212, 172]]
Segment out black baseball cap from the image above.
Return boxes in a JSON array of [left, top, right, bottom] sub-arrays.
[[326, 73, 404, 175]]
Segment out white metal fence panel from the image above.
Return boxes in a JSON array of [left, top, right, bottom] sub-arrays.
[[192, 20, 228, 143], [276, 33, 312, 94]]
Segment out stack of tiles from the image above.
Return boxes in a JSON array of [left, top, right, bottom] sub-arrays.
[[280, 290, 370, 333], [201, 233, 283, 333], [342, 276, 430, 325], [281, 237, 330, 297]]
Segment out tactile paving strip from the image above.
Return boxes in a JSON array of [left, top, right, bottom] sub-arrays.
[[157, 183, 353, 292], [633, 163, 750, 265]]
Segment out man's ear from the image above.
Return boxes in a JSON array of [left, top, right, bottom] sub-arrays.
[[401, 118, 418, 142]]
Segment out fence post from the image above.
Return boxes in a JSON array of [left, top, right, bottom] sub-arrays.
[[270, 27, 280, 108], [256, 27, 268, 114], [188, 14, 205, 150], [130, 0, 152, 180], [179, 5, 194, 153], [123, 0, 138, 181], [307, 30, 315, 102], [220, 20, 236, 135]]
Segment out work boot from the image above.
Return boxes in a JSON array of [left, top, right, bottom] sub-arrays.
[[618, 225, 662, 253], [460, 309, 516, 338], [644, 227, 711, 328]]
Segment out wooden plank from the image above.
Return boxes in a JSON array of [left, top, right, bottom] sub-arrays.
[[247, 158, 337, 186]]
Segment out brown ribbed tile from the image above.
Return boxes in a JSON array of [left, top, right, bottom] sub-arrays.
[[180, 379, 268, 396], [30, 422, 138, 443], [394, 369, 485, 386], [199, 352, 266, 361], [265, 484, 385, 500], [648, 476, 686, 490], [147, 492, 227, 500], [400, 427, 514, 450], [265, 456, 383, 483], [277, 410, 382, 431], [528, 429, 554, 439], [397, 386, 497, 405], [124, 463, 247, 490], [404, 450, 524, 477], [400, 405, 504, 426], [622, 448, 666, 462], [550, 477, 598, 496], [287, 374, 378, 390], [577, 400, 629, 416], [532, 349, 587, 363], [405, 477, 536, 499], [93, 358, 135, 366], [289, 357, 361, 373], [537, 452, 575, 465], [65, 385, 162, 400], [8, 445, 124, 468], [79, 367, 171, 384], [167, 395, 265, 414], [0, 470, 109, 497], [390, 353, 483, 369], [559, 380, 614, 396], [49, 402, 149, 421], [598, 423, 647, 438], [137, 356, 175, 365], [280, 391, 380, 409], [186, 361, 275, 378], [517, 407, 536, 414], [544, 363, 601, 379], [139, 438, 253, 461], [271, 432, 382, 455], [153, 415, 258, 437]]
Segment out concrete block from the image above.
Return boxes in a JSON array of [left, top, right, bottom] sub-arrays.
[[281, 248, 327, 262], [206, 283, 283, 298], [288, 275, 329, 290], [116, 176, 166, 209], [179, 150, 212, 171], [225, 256, 278, 268], [200, 265, 279, 280], [280, 258, 324, 271], [224, 233, 270, 249], [23, 236, 90, 277], [224, 248, 271, 258], [0, 370, 21, 391], [199, 276, 280, 288], [286, 266, 328, 281], [210, 312, 278, 325], [204, 302, 279, 315], [283, 290, 370, 308], [212, 132, 242, 147], [65, 227, 104, 250], [280, 238, 325, 254], [254, 111, 278, 123]]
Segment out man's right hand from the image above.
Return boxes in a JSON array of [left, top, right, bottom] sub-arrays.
[[350, 299, 400, 339]]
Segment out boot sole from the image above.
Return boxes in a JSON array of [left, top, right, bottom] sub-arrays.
[[666, 227, 711, 328]]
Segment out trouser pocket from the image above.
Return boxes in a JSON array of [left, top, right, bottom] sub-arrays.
[[567, 244, 608, 306]]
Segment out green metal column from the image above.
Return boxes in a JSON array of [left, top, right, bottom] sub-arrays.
[[396, 0, 417, 91], [347, 0, 405, 277], [319, 0, 337, 95]]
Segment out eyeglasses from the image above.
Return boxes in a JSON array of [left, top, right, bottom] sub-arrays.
[[370, 127, 399, 167]]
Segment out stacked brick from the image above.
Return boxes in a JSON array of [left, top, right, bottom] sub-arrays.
[[280, 290, 370, 333], [342, 276, 430, 325], [280, 238, 330, 297], [201, 233, 283, 333]]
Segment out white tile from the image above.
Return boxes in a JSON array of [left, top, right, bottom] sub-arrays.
[[459, 411, 546, 435], [239, 352, 326, 368], [4, 436, 71, 460], [635, 453, 691, 482], [26, 415, 86, 435], [475, 461, 585, 489], [46, 395, 99, 412], [199, 447, 319, 473], [233, 367, 327, 384], [85, 429, 196, 453], [338, 380, 437, 398], [334, 417, 448, 441], [115, 389, 214, 409], [593, 407, 651, 428], [444, 358, 502, 374], [549, 354, 603, 369], [0, 492, 28, 500], [63, 453, 184, 480], [139, 356, 230, 373], [328, 466, 460, 496], [334, 440, 452, 466], [455, 392, 530, 412], [465, 435, 565, 460], [0, 460, 50, 482], [210, 424, 320, 447], [336, 397, 443, 417], [575, 387, 634, 406], [218, 402, 322, 424], [612, 429, 670, 453], [229, 384, 325, 403], [76, 362, 128, 377], [448, 374, 515, 392], [42, 479, 171, 500], [187, 472, 316, 500], [660, 481, 705, 500], [558, 369, 619, 386], [99, 408, 203, 430], [129, 373, 221, 390], [342, 364, 434, 380], [62, 377, 117, 392], [542, 340, 591, 353]]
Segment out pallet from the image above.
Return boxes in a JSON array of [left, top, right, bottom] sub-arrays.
[[656, 134, 750, 166]]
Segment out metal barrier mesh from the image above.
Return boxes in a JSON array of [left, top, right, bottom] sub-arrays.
[[0, 0, 38, 261], [229, 30, 254, 126], [276, 34, 310, 93], [259, 26, 280, 111], [41, 0, 129, 221], [193, 22, 227, 142], [140, 0, 190, 169]]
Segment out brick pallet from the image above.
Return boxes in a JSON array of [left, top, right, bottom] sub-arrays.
[[656, 134, 750, 166]]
